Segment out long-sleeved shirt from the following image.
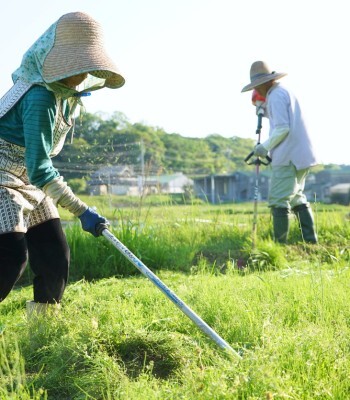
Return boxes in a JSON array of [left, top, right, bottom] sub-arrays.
[[0, 85, 71, 187], [266, 83, 318, 170]]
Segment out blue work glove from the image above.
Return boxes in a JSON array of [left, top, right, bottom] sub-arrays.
[[253, 143, 268, 158], [78, 207, 109, 237]]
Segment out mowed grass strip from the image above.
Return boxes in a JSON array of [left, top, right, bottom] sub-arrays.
[[1, 201, 349, 399]]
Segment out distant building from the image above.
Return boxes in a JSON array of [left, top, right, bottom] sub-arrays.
[[305, 169, 350, 203], [88, 166, 193, 196], [88, 165, 137, 195], [329, 183, 350, 205], [87, 164, 350, 204], [142, 172, 193, 195], [193, 167, 350, 205], [193, 171, 270, 204]]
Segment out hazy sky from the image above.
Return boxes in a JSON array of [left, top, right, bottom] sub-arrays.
[[0, 0, 348, 165]]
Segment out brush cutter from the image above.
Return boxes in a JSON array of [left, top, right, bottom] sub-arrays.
[[97, 223, 242, 360], [244, 90, 271, 248]]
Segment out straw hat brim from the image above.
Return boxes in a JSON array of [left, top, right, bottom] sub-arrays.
[[42, 44, 125, 89], [241, 72, 287, 92]]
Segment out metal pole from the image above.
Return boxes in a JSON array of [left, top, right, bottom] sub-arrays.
[[100, 227, 242, 359], [210, 175, 215, 204], [252, 112, 263, 248], [244, 111, 271, 249], [139, 140, 145, 195]]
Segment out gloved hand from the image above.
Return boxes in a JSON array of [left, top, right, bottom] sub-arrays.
[[78, 207, 109, 237], [253, 143, 268, 158]]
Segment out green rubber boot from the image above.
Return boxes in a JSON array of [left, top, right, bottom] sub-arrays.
[[272, 207, 290, 244], [293, 204, 317, 243]]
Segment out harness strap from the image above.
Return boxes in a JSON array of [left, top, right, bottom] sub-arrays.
[[0, 80, 32, 118]]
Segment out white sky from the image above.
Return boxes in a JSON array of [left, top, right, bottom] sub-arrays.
[[0, 0, 348, 165]]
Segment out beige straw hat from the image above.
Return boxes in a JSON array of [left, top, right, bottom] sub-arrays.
[[42, 12, 125, 89], [241, 61, 287, 92]]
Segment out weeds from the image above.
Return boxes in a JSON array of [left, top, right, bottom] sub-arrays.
[[2, 200, 350, 399]]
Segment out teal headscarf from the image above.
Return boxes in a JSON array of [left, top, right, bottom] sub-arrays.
[[12, 23, 56, 86]]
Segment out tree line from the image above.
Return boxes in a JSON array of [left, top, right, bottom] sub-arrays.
[[54, 111, 344, 182], [54, 111, 256, 180]]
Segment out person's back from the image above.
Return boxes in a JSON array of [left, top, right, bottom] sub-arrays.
[[267, 83, 318, 170]]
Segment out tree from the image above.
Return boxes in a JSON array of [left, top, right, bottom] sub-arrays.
[[54, 111, 283, 180]]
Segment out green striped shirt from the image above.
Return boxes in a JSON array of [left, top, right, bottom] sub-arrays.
[[0, 85, 67, 187]]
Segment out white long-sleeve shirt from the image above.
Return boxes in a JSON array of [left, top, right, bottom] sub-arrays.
[[266, 83, 318, 170]]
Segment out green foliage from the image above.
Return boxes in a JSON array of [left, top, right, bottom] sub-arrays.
[[67, 178, 87, 194], [54, 112, 256, 180], [47, 201, 350, 283], [3, 266, 350, 399], [0, 337, 47, 399], [246, 241, 288, 272], [3, 203, 350, 398]]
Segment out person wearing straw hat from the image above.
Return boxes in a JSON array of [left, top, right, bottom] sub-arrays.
[[241, 61, 318, 244], [0, 12, 125, 313]]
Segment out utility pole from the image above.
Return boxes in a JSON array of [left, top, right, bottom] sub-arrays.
[[211, 174, 215, 204], [139, 140, 145, 195]]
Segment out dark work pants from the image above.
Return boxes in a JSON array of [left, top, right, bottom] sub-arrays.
[[0, 219, 70, 303]]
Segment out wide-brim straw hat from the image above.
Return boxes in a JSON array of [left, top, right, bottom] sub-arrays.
[[42, 12, 125, 89], [241, 61, 287, 92]]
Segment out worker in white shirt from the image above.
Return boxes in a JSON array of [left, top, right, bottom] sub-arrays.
[[242, 61, 318, 244]]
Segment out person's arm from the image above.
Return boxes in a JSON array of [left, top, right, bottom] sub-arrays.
[[254, 126, 289, 157], [19, 86, 108, 235], [262, 126, 289, 150], [20, 86, 87, 216], [254, 87, 290, 157], [43, 178, 108, 235], [20, 86, 59, 187], [42, 177, 88, 216]]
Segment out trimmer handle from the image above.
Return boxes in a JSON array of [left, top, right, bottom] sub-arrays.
[[244, 151, 272, 166], [96, 223, 109, 236]]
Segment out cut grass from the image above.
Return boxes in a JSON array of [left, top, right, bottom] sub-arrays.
[[2, 266, 350, 399], [1, 200, 350, 399]]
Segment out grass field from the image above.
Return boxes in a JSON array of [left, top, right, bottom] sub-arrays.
[[1, 196, 349, 399]]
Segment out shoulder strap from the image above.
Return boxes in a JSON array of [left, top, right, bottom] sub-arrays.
[[0, 80, 33, 118]]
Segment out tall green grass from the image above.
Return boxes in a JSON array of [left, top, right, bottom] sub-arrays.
[[65, 201, 350, 280], [2, 267, 350, 399], [1, 200, 350, 399]]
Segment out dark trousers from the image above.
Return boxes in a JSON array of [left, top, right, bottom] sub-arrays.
[[0, 219, 70, 303]]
